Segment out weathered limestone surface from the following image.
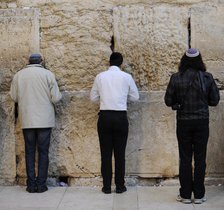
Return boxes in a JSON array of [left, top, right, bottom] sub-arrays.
[[0, 94, 15, 185], [16, 91, 224, 181], [1, 0, 224, 185], [15, 91, 178, 179], [49, 92, 100, 178], [191, 6, 224, 61], [0, 9, 39, 184], [208, 92, 224, 177], [113, 5, 188, 90], [40, 5, 112, 91], [15, 91, 100, 178], [191, 5, 224, 89], [206, 62, 224, 90], [0, 9, 39, 91], [126, 92, 178, 177], [15, 0, 209, 9], [14, 91, 176, 178]]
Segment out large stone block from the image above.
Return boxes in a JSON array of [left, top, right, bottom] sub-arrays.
[[0, 93, 16, 185], [106, 0, 208, 4], [14, 122, 26, 179], [113, 5, 188, 91], [15, 90, 224, 183], [191, 6, 224, 88], [40, 5, 112, 91], [16, 0, 209, 10], [15, 91, 101, 179], [205, 62, 224, 89], [127, 91, 178, 177], [48, 91, 101, 177], [15, 91, 178, 180], [191, 6, 224, 61], [0, 8, 40, 183], [0, 8, 39, 91], [207, 91, 224, 177], [126, 90, 224, 178]]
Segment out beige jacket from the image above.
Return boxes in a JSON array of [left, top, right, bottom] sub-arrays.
[[10, 64, 62, 128]]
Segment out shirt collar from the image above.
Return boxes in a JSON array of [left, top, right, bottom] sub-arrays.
[[27, 64, 43, 68], [108, 66, 121, 71]]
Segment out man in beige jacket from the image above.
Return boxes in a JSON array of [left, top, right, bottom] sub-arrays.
[[10, 54, 62, 193]]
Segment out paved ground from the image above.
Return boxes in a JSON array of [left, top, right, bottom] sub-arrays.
[[0, 185, 223, 210]]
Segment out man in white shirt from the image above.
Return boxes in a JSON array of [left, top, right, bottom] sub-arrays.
[[10, 54, 62, 193], [90, 52, 139, 194]]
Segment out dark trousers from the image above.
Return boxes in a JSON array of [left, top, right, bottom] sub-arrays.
[[97, 111, 129, 188], [23, 128, 52, 188], [177, 119, 209, 199]]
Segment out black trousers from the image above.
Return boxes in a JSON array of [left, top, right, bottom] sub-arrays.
[[23, 128, 51, 188], [177, 119, 209, 199], [97, 111, 129, 188]]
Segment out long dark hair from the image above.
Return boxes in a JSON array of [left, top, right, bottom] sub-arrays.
[[178, 53, 206, 73]]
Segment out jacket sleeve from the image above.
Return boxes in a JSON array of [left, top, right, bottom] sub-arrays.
[[90, 76, 100, 102], [207, 75, 220, 106], [164, 74, 176, 107], [10, 74, 18, 103], [48, 73, 62, 104], [128, 75, 139, 102]]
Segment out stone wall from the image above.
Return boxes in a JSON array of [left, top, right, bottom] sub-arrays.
[[0, 8, 39, 185], [0, 0, 224, 185]]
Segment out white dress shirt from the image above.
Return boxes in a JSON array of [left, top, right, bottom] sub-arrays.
[[90, 66, 139, 110]]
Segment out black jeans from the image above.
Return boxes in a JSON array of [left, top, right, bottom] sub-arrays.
[[23, 128, 52, 188], [97, 111, 129, 189], [177, 119, 209, 199]]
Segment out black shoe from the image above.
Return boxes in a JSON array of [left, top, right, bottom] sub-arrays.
[[26, 186, 36, 193], [116, 186, 127, 194], [37, 186, 48, 193], [102, 187, 111, 194]]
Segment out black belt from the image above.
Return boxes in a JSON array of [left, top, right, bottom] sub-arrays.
[[99, 110, 127, 113]]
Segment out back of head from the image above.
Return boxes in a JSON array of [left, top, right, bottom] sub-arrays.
[[185, 48, 200, 58], [178, 48, 206, 73], [109, 52, 123, 67], [29, 53, 43, 65]]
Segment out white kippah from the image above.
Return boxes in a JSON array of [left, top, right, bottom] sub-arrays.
[[186, 48, 200, 57]]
